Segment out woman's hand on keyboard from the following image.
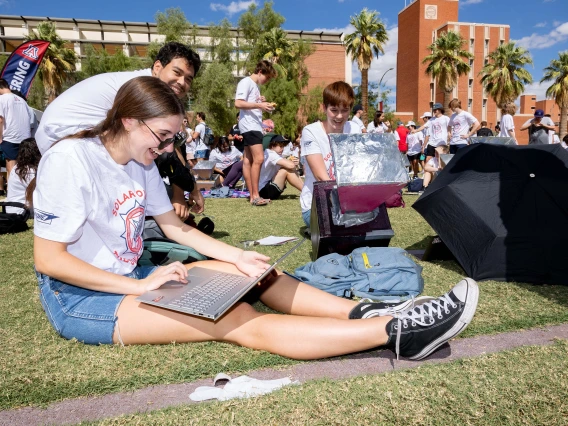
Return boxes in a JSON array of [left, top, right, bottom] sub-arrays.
[[138, 262, 189, 294], [235, 251, 271, 277]]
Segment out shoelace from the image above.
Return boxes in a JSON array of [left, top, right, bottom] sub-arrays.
[[391, 294, 457, 360], [359, 296, 419, 316]]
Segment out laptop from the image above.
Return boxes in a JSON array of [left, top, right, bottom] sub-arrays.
[[136, 238, 306, 320]]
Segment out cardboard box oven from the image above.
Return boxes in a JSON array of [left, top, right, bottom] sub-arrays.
[[193, 161, 216, 180]]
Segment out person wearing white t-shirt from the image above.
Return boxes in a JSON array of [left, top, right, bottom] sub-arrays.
[[258, 136, 300, 201], [234, 60, 277, 207], [5, 137, 41, 214], [300, 81, 362, 227], [422, 145, 449, 193], [520, 109, 556, 145], [413, 103, 449, 165], [209, 136, 243, 184], [34, 42, 204, 220], [191, 112, 210, 161], [367, 110, 389, 133], [0, 79, 32, 183], [405, 121, 424, 179], [498, 103, 517, 144], [351, 105, 367, 133], [448, 98, 480, 154], [33, 75, 480, 360]]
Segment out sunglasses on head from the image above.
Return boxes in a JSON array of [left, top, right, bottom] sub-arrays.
[[140, 120, 188, 150]]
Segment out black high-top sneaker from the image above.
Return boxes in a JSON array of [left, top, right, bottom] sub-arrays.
[[385, 278, 479, 360], [349, 296, 436, 319]]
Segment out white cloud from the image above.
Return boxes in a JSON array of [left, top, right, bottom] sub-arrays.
[[460, 0, 483, 6], [534, 22, 548, 28], [514, 21, 568, 49], [522, 82, 549, 101], [210, 1, 256, 16]]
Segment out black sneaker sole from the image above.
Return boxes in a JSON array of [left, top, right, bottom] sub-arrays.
[[408, 278, 479, 361]]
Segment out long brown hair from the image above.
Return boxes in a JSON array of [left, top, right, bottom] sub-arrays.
[[14, 138, 42, 208], [62, 76, 185, 144]]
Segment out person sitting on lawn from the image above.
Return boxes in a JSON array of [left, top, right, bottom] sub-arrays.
[[422, 145, 448, 193], [33, 76, 479, 362], [209, 136, 243, 185], [258, 135, 302, 201], [300, 81, 361, 227], [5, 137, 41, 214]]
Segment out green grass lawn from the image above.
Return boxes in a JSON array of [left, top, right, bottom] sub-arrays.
[[85, 340, 568, 426], [2, 190, 568, 410]]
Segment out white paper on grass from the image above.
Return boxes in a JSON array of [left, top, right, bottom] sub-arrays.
[[189, 374, 298, 401], [255, 236, 299, 246]]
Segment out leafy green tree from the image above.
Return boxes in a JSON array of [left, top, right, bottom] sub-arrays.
[[262, 77, 300, 137], [209, 19, 234, 65], [80, 45, 147, 79], [541, 51, 568, 139], [300, 85, 325, 127], [344, 8, 388, 125], [479, 42, 533, 108], [237, 1, 285, 72], [24, 21, 77, 103], [191, 62, 236, 136], [423, 30, 472, 116], [147, 7, 192, 61]]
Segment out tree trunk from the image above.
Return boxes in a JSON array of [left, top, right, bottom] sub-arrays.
[[444, 90, 453, 117], [560, 105, 567, 141], [361, 69, 368, 126]]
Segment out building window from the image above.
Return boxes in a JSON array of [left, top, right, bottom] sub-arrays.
[[485, 39, 489, 49], [469, 59, 474, 67], [483, 99, 487, 108], [469, 79, 473, 88], [470, 38, 474, 48], [468, 99, 472, 109], [484, 58, 488, 65], [500, 40, 504, 45]]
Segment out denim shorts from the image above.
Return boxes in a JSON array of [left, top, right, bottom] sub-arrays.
[[302, 209, 311, 227], [37, 266, 157, 345], [195, 149, 210, 159]]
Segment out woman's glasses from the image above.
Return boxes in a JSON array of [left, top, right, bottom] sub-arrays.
[[140, 120, 187, 150]]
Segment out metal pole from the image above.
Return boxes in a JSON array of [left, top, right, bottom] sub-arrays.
[[378, 68, 394, 110]]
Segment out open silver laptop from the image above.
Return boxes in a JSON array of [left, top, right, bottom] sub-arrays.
[[136, 238, 305, 320]]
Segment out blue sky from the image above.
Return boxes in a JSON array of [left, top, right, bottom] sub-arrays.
[[3, 0, 567, 107]]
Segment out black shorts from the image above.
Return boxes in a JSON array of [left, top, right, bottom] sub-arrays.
[[425, 144, 436, 158], [407, 153, 420, 162], [259, 181, 284, 200], [242, 131, 263, 147]]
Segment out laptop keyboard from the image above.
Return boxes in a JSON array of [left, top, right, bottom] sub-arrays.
[[169, 273, 249, 312]]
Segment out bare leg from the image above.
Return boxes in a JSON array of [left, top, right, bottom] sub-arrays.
[[5, 159, 15, 183], [242, 146, 254, 201], [113, 260, 391, 359], [285, 172, 304, 191], [423, 171, 433, 188], [248, 144, 264, 202]]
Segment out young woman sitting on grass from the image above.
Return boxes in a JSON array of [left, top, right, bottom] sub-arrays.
[[33, 76, 479, 361], [5, 137, 41, 215], [208, 136, 243, 185]]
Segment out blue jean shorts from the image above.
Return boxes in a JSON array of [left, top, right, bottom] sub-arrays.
[[302, 210, 311, 227], [36, 266, 157, 345], [195, 149, 210, 159]]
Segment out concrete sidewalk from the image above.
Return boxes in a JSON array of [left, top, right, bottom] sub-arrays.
[[2, 323, 568, 426]]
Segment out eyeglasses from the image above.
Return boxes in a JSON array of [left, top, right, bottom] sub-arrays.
[[140, 120, 187, 150]]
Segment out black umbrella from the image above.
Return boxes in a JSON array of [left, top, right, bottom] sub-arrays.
[[413, 143, 568, 285]]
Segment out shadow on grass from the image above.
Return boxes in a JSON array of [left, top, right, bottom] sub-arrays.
[[279, 194, 299, 200], [510, 281, 568, 309], [211, 230, 230, 239]]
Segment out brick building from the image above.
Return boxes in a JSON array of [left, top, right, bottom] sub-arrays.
[[395, 0, 509, 136], [0, 14, 350, 91]]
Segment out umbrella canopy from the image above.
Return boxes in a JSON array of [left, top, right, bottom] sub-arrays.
[[413, 144, 568, 285]]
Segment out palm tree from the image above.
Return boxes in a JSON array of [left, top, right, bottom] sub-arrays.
[[260, 28, 294, 65], [24, 21, 77, 103], [541, 51, 568, 140], [423, 30, 473, 116], [344, 8, 388, 125], [479, 42, 533, 108]]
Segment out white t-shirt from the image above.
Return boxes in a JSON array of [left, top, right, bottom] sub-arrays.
[[499, 114, 515, 139], [235, 76, 262, 133], [406, 131, 425, 155], [553, 134, 560, 144], [300, 121, 361, 212], [194, 122, 208, 151], [209, 146, 241, 170], [0, 93, 32, 144], [5, 167, 34, 214], [449, 111, 477, 145], [259, 149, 283, 189], [282, 143, 299, 158], [35, 69, 152, 154], [367, 122, 388, 133], [185, 127, 196, 154], [351, 115, 365, 132], [33, 137, 172, 275], [424, 115, 450, 147]]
